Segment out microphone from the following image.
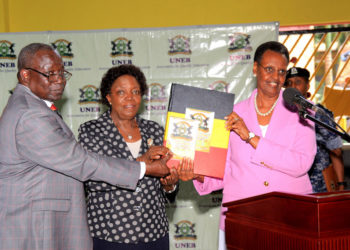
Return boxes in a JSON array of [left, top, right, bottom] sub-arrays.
[[283, 88, 350, 142], [282, 88, 325, 115]]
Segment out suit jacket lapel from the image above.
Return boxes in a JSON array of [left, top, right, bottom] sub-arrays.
[[262, 90, 293, 141], [137, 116, 152, 156], [246, 89, 287, 140], [16, 84, 74, 138], [247, 89, 263, 137]]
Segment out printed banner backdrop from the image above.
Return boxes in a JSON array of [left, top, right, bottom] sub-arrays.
[[0, 22, 278, 249]]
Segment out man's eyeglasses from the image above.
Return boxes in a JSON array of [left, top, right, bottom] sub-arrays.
[[25, 68, 72, 81], [258, 63, 287, 77]]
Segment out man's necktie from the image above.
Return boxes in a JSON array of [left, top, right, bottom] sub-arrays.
[[50, 104, 62, 119]]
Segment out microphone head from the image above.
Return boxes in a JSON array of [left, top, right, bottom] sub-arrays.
[[283, 87, 302, 106]]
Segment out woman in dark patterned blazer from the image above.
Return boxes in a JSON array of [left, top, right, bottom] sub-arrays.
[[78, 64, 179, 250]]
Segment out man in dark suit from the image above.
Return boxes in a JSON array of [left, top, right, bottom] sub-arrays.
[[0, 43, 171, 250]]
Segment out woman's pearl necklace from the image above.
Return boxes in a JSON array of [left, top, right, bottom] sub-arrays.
[[254, 93, 279, 117]]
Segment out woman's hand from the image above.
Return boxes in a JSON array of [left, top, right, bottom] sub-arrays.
[[160, 168, 179, 192], [225, 111, 250, 142], [177, 158, 204, 182]]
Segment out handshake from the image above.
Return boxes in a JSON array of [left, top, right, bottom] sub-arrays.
[[137, 146, 203, 191]]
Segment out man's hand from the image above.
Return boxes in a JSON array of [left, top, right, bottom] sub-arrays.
[[137, 146, 172, 164], [145, 157, 170, 177]]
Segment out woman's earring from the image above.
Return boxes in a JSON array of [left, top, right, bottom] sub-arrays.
[[306, 92, 311, 98]]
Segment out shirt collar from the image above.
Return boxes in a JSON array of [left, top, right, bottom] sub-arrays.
[[43, 100, 53, 108], [19, 83, 53, 108]]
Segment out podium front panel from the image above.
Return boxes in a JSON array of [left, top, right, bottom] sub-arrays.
[[224, 191, 350, 250]]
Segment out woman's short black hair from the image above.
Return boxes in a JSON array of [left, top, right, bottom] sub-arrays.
[[100, 64, 147, 106], [254, 41, 290, 64]]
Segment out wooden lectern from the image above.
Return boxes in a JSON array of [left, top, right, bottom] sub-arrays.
[[223, 191, 350, 250]]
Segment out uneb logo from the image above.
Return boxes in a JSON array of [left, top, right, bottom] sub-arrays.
[[228, 33, 252, 53], [51, 39, 73, 58], [111, 37, 133, 57], [171, 121, 194, 140], [144, 83, 167, 102], [209, 80, 229, 92], [168, 35, 191, 55], [174, 220, 197, 240], [0, 40, 16, 59], [190, 113, 209, 132], [78, 85, 101, 104]]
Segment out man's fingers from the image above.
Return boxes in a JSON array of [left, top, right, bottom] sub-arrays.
[[162, 151, 173, 162], [148, 146, 172, 160], [145, 158, 170, 177]]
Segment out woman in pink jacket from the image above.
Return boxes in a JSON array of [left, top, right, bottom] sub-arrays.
[[179, 41, 317, 250]]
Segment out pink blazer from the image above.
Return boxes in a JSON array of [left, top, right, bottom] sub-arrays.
[[194, 89, 316, 231]]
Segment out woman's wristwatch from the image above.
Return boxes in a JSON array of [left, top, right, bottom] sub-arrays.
[[337, 181, 347, 187], [163, 183, 178, 193], [245, 131, 255, 143]]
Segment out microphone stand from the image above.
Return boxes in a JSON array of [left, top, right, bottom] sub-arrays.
[[299, 109, 350, 143]]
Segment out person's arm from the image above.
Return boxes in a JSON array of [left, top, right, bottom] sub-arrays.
[[251, 124, 316, 177], [78, 123, 170, 192], [225, 110, 317, 177], [17, 110, 142, 190], [329, 148, 345, 190], [317, 109, 345, 190]]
